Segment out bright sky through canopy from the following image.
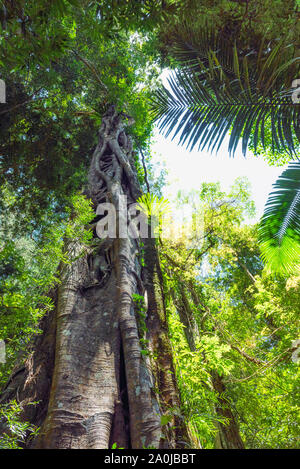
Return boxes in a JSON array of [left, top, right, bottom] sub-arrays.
[[151, 130, 286, 222], [151, 70, 287, 222]]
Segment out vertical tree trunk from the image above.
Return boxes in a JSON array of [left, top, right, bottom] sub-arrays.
[[143, 237, 190, 448], [168, 279, 244, 449], [0, 106, 190, 449], [212, 372, 245, 449]]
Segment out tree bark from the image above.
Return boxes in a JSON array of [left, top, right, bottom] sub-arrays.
[[0, 288, 57, 433], [167, 276, 244, 449], [143, 237, 190, 448], [212, 372, 245, 449], [0, 106, 190, 449]]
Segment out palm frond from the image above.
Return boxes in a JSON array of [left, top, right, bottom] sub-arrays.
[[258, 161, 300, 273], [151, 27, 300, 156]]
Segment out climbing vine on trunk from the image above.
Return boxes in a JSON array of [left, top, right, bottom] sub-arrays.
[[0, 107, 190, 449]]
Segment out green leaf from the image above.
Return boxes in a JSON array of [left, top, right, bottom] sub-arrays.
[[258, 161, 300, 273], [151, 27, 300, 156], [160, 414, 173, 426]]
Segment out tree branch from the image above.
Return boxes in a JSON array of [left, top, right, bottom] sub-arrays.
[[71, 49, 108, 92]]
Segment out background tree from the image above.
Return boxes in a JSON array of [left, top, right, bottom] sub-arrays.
[[159, 180, 299, 448], [0, 1, 191, 449], [151, 19, 300, 272]]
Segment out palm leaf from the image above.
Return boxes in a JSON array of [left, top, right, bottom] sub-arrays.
[[151, 27, 300, 156], [258, 161, 300, 273]]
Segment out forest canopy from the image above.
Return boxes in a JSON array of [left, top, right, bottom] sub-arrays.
[[0, 0, 299, 451]]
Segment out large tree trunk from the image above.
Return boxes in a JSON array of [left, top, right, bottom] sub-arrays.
[[0, 106, 190, 449]]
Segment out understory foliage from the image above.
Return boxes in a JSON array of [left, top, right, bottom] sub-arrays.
[[0, 188, 94, 448], [159, 180, 300, 448], [0, 189, 94, 388], [1, 178, 299, 448], [1, 0, 300, 449], [0, 400, 39, 449], [258, 162, 300, 273], [150, 2, 300, 273]]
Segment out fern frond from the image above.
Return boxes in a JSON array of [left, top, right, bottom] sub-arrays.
[[151, 27, 300, 156], [258, 161, 300, 273]]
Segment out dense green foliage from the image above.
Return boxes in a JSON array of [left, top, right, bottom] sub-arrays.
[[0, 189, 94, 387], [0, 1, 162, 232], [150, 15, 300, 273], [151, 27, 300, 156], [160, 181, 300, 448], [0, 0, 299, 449], [0, 400, 39, 449], [259, 162, 300, 273]]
